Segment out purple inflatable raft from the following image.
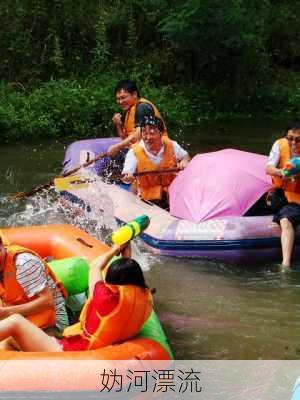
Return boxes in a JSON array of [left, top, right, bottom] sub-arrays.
[[59, 138, 300, 264]]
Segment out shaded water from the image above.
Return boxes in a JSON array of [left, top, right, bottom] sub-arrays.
[[1, 118, 300, 360]]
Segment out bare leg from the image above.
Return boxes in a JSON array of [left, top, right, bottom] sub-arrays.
[[0, 314, 62, 352], [280, 218, 295, 267]]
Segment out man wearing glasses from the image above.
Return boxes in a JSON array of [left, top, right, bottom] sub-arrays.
[[266, 121, 300, 268]]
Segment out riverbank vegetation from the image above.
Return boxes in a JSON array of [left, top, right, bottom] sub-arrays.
[[1, 0, 300, 141]]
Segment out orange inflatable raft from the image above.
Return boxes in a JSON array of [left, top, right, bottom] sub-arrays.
[[0, 224, 172, 392]]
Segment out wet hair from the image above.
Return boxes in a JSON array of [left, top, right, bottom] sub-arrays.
[[105, 257, 148, 289], [114, 80, 140, 97], [140, 115, 164, 133], [285, 121, 300, 135]]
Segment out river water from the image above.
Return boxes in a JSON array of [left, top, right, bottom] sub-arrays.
[[1, 119, 300, 360]]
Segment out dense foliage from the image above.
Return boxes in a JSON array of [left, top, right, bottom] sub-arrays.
[[1, 0, 300, 140]]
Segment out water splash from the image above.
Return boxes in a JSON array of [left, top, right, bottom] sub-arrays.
[[0, 192, 67, 227], [56, 171, 154, 271], [0, 174, 153, 271]]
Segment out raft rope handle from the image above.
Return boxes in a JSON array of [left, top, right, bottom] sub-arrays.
[[76, 238, 94, 248]]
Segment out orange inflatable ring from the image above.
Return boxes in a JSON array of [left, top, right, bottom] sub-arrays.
[[0, 224, 170, 392]]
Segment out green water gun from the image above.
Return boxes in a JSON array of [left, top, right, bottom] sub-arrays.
[[111, 215, 150, 245], [282, 157, 300, 177]]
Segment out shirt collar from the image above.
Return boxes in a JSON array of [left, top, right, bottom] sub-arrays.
[[140, 140, 164, 157]]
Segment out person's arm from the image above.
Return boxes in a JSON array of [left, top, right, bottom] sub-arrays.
[[112, 113, 126, 139], [107, 129, 141, 158], [0, 287, 54, 320], [0, 253, 56, 320], [266, 141, 283, 177], [178, 154, 191, 170], [108, 102, 156, 157], [121, 149, 138, 183], [88, 243, 130, 295], [173, 141, 191, 169], [266, 164, 284, 178]]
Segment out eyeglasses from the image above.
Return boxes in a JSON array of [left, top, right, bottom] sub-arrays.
[[286, 135, 300, 143]]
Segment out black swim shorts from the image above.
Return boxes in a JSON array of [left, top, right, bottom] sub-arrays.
[[273, 203, 300, 227]]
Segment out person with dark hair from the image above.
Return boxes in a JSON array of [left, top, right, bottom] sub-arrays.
[[266, 121, 300, 268], [0, 243, 153, 351], [107, 79, 168, 158], [122, 115, 190, 209]]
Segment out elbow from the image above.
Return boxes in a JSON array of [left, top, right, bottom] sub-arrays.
[[40, 289, 55, 309], [45, 294, 55, 309]]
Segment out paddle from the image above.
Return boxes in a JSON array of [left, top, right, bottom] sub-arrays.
[[10, 151, 107, 201], [54, 167, 182, 192], [133, 167, 181, 177]]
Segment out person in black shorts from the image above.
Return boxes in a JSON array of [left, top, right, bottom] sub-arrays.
[[266, 121, 300, 268]]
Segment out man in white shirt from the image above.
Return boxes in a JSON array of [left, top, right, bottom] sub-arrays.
[[266, 121, 300, 268], [122, 115, 190, 209]]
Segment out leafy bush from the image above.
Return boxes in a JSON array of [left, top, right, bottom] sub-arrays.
[[2, 70, 300, 143]]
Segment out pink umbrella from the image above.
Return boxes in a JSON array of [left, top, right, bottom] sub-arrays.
[[169, 149, 272, 223]]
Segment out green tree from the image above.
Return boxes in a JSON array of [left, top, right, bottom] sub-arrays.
[[160, 0, 270, 89]]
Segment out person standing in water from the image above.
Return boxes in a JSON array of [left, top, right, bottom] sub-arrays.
[[266, 121, 300, 268]]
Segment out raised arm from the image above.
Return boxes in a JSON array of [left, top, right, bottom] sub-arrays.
[[88, 243, 131, 295]]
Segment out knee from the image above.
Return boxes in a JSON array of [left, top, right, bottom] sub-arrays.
[[280, 218, 293, 231], [6, 314, 26, 327]]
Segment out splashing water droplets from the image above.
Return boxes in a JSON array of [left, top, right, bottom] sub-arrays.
[[0, 171, 154, 271]]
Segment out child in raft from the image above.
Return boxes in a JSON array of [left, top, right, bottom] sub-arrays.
[[0, 243, 153, 351]]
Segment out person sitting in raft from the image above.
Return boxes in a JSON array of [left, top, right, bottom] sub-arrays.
[[266, 121, 300, 268], [0, 231, 68, 334], [0, 242, 153, 352], [107, 79, 168, 159], [122, 115, 190, 209]]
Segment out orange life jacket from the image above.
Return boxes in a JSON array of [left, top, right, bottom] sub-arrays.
[[123, 97, 168, 138], [0, 245, 67, 329], [63, 284, 152, 350], [132, 137, 177, 201], [272, 138, 300, 204]]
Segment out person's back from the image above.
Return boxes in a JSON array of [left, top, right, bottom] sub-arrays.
[[61, 256, 152, 350]]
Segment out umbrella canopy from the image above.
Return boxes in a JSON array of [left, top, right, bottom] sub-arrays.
[[169, 149, 272, 223]]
